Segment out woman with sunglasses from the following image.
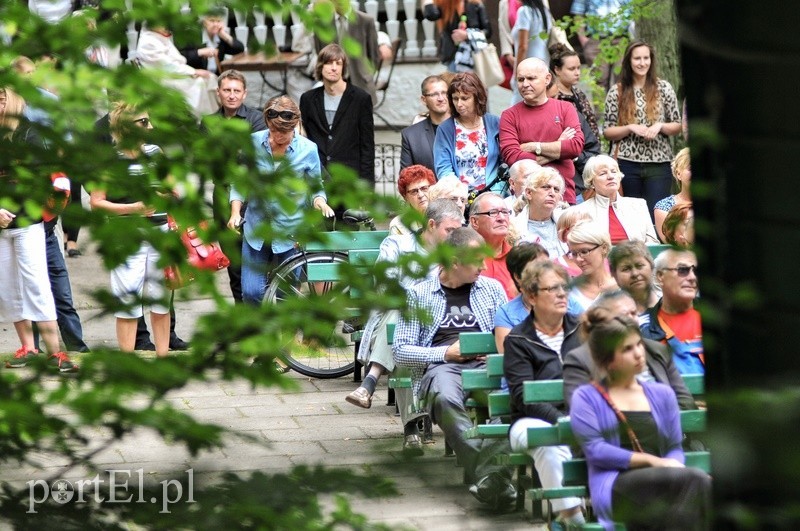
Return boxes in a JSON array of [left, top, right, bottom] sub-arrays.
[[503, 260, 587, 529], [89, 102, 173, 357], [390, 165, 437, 235], [568, 155, 658, 245], [228, 96, 334, 306], [566, 220, 617, 315], [570, 309, 710, 530]]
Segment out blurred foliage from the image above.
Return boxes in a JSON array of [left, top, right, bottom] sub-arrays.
[[0, 0, 413, 527]]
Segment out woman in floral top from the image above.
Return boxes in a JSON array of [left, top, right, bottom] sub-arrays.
[[433, 72, 504, 193], [603, 40, 682, 218]]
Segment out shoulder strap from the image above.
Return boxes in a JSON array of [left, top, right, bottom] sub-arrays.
[[591, 381, 645, 453]]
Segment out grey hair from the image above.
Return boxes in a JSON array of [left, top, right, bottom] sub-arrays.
[[445, 226, 485, 248], [508, 159, 540, 184], [583, 154, 624, 189], [468, 192, 504, 218], [653, 248, 696, 273], [426, 198, 464, 225]]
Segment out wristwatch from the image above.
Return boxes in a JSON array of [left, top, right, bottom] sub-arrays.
[[534, 142, 542, 156]]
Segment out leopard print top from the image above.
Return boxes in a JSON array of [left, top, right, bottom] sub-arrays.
[[604, 79, 680, 163]]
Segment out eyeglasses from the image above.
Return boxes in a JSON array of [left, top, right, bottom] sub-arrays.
[[662, 265, 698, 277], [266, 109, 297, 120], [132, 117, 151, 127], [473, 208, 512, 218], [423, 91, 448, 98], [536, 283, 568, 294], [567, 244, 601, 259], [406, 185, 430, 196]]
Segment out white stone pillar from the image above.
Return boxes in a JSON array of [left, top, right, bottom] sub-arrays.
[[385, 0, 400, 41], [422, 19, 437, 57], [234, 10, 249, 52], [403, 0, 420, 56]]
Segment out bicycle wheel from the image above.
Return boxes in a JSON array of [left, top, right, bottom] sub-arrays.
[[263, 252, 356, 379]]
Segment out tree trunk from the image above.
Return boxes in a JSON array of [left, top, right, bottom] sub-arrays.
[[636, 0, 682, 97], [678, 0, 800, 526]]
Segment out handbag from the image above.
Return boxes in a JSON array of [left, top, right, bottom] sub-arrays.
[[472, 43, 505, 88], [547, 24, 574, 52], [164, 215, 230, 289]]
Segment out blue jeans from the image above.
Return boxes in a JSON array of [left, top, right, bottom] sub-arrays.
[[34, 229, 88, 352], [241, 241, 298, 305], [617, 160, 673, 222]]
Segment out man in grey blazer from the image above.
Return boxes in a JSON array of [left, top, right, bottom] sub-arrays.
[[400, 75, 451, 171], [562, 290, 696, 411]]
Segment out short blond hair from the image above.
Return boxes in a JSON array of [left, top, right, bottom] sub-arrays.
[[567, 219, 611, 251], [523, 166, 565, 199], [583, 154, 623, 189], [671, 147, 691, 189]]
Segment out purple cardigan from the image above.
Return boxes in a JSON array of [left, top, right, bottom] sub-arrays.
[[570, 381, 684, 531]]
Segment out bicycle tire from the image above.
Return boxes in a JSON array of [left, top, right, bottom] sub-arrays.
[[263, 251, 356, 379]]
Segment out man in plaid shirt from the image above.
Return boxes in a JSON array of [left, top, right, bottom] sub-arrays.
[[393, 227, 516, 510]]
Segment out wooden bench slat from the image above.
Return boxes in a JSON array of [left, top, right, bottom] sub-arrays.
[[459, 331, 497, 357], [486, 354, 504, 377], [465, 424, 510, 439], [462, 369, 502, 390], [523, 380, 564, 403], [348, 249, 380, 265], [306, 231, 390, 252], [528, 486, 588, 501], [388, 377, 411, 388], [682, 373, 705, 395], [487, 390, 510, 417]]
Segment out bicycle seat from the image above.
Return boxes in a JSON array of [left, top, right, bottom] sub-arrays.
[[342, 209, 373, 225]]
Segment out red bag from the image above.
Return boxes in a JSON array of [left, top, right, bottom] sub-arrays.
[[164, 216, 230, 289]]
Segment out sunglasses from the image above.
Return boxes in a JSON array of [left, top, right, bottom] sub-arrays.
[[662, 265, 698, 277], [266, 109, 297, 120]]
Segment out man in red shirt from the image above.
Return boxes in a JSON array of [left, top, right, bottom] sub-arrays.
[[641, 249, 704, 374], [468, 192, 517, 299], [499, 57, 584, 204]]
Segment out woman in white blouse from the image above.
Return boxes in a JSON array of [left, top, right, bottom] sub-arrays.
[[567, 155, 658, 245]]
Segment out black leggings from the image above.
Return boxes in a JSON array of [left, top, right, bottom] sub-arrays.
[[612, 466, 711, 530]]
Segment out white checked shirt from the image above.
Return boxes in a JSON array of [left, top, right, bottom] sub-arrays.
[[393, 275, 507, 396]]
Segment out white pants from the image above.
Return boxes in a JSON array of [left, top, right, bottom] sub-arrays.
[[110, 235, 169, 319], [0, 223, 57, 323], [165, 74, 219, 117], [509, 417, 582, 513]]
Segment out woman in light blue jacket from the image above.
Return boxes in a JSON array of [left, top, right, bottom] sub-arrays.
[[433, 72, 504, 194]]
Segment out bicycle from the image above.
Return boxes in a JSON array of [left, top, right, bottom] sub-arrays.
[[262, 209, 378, 379]]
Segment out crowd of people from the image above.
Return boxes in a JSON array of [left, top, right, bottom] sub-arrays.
[[3, 2, 707, 529]]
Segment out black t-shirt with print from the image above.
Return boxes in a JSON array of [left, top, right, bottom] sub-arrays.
[[432, 283, 482, 347]]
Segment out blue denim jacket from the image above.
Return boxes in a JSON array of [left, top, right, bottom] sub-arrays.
[[231, 130, 325, 253]]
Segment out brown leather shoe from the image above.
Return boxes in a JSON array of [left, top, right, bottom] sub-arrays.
[[345, 387, 372, 409]]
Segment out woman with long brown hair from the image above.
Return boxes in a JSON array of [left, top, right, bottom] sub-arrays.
[[570, 309, 710, 530], [602, 40, 681, 218], [423, 0, 492, 72]]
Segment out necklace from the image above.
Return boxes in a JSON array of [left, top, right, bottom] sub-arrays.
[[458, 117, 482, 130]]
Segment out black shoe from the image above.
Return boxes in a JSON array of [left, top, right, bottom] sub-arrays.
[[134, 340, 156, 351], [169, 337, 189, 351], [468, 473, 517, 511]]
